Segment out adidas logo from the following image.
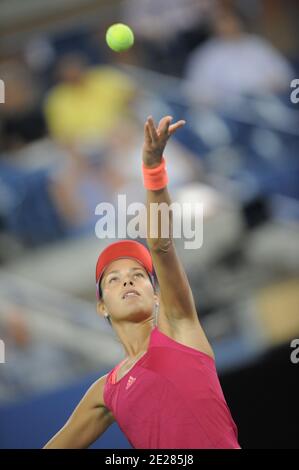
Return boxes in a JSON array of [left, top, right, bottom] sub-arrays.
[[125, 375, 136, 390]]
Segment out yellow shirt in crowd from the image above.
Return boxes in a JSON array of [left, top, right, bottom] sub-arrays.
[[44, 66, 136, 143]]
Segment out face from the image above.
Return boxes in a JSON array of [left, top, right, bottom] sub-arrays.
[[58, 55, 87, 84], [97, 258, 158, 324], [212, 11, 243, 38]]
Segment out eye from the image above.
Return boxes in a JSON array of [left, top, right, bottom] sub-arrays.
[[108, 276, 119, 284], [134, 272, 145, 278]]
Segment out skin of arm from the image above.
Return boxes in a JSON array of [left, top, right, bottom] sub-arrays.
[[143, 116, 214, 358], [43, 374, 114, 449]]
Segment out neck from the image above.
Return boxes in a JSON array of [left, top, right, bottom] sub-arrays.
[[114, 318, 154, 359]]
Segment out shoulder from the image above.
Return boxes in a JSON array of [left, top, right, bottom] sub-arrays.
[[186, 39, 221, 66], [90, 374, 110, 408], [88, 66, 135, 87], [86, 374, 115, 424], [78, 374, 111, 413], [157, 306, 215, 360], [44, 86, 71, 115], [244, 34, 280, 56]]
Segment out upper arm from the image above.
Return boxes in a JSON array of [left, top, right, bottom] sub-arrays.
[[150, 242, 214, 358], [44, 375, 115, 449], [150, 241, 196, 320]]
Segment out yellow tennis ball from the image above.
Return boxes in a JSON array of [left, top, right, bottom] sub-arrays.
[[106, 23, 134, 52]]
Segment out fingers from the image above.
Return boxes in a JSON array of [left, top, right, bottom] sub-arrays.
[[147, 116, 158, 143], [168, 120, 186, 135], [145, 115, 186, 142], [144, 121, 152, 145], [158, 116, 173, 136]]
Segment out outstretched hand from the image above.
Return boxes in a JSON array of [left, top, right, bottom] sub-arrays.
[[142, 115, 186, 168]]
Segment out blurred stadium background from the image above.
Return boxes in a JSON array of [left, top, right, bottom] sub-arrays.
[[0, 0, 299, 449]]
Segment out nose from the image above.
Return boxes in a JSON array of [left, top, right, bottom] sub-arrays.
[[123, 279, 134, 287]]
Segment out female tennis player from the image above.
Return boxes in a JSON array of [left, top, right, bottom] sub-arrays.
[[44, 115, 240, 449]]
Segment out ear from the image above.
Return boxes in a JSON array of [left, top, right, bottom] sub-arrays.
[[97, 300, 107, 318]]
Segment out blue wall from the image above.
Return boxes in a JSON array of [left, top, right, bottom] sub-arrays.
[[0, 372, 131, 449]]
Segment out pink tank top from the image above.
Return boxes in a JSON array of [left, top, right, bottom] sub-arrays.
[[103, 325, 240, 449]]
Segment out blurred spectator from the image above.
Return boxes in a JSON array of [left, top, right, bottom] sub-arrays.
[[0, 160, 68, 246], [44, 53, 137, 145], [0, 62, 47, 152], [184, 5, 294, 104], [121, 0, 214, 75], [0, 142, 119, 247], [0, 303, 88, 400]]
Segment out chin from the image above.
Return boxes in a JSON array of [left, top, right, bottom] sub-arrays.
[[125, 307, 152, 321]]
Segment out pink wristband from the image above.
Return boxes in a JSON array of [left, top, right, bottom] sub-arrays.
[[142, 157, 168, 191]]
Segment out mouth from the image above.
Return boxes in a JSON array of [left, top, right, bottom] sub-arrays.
[[122, 289, 141, 300]]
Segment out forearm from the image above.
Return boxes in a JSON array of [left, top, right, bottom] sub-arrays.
[[44, 422, 101, 449], [44, 409, 111, 449], [142, 115, 185, 251], [146, 186, 173, 251], [43, 425, 84, 449]]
